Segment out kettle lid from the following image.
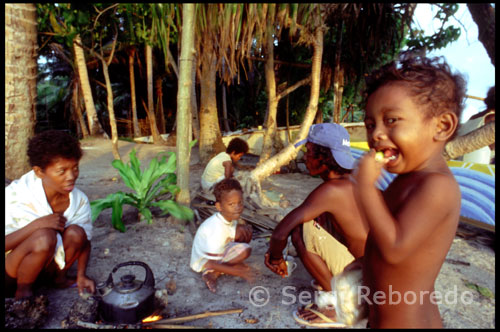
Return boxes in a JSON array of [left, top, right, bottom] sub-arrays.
[[116, 274, 142, 293]]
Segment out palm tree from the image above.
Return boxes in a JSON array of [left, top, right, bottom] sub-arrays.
[[444, 121, 495, 161], [96, 36, 121, 160], [5, 3, 38, 180], [74, 34, 105, 137], [257, 4, 317, 164], [196, 4, 227, 163], [176, 3, 196, 205], [145, 43, 166, 144], [72, 80, 89, 138], [127, 46, 141, 137], [37, 4, 107, 137], [245, 4, 326, 206]]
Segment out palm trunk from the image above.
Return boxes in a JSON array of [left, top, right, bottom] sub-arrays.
[[222, 85, 230, 132], [128, 47, 141, 137], [101, 60, 121, 160], [176, 3, 196, 205], [191, 55, 200, 140], [443, 121, 495, 161], [198, 38, 225, 164], [146, 44, 166, 144], [155, 76, 166, 134], [246, 26, 324, 206], [73, 81, 89, 138], [333, 66, 345, 123], [74, 34, 104, 137], [332, 21, 343, 123], [5, 3, 37, 180]]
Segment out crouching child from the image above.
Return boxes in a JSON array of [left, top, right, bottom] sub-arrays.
[[190, 179, 253, 293]]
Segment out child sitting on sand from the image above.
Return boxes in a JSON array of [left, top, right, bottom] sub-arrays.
[[201, 138, 249, 194], [190, 178, 253, 293], [354, 54, 465, 328], [5, 130, 95, 299]]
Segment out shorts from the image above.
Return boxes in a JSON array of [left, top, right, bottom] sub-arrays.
[[201, 242, 251, 273], [303, 220, 355, 276], [201, 175, 226, 193]]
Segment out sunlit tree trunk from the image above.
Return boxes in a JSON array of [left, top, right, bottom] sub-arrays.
[[245, 26, 325, 206], [128, 47, 141, 137], [146, 43, 166, 144], [74, 34, 105, 137], [101, 59, 121, 160], [198, 37, 226, 164], [259, 27, 279, 165], [73, 81, 89, 138], [443, 121, 495, 161], [176, 3, 196, 205], [5, 3, 37, 180], [191, 56, 200, 140]]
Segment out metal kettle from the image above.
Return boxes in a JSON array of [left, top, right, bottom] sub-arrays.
[[95, 261, 156, 324]]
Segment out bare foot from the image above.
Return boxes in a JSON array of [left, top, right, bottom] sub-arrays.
[[233, 263, 254, 283], [202, 271, 220, 293], [15, 284, 34, 299]]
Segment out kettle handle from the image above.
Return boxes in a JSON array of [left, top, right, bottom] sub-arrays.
[[109, 261, 155, 288]]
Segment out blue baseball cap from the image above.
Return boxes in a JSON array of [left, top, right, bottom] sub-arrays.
[[295, 123, 356, 170]]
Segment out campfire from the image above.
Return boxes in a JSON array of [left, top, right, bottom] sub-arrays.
[[142, 314, 163, 323], [75, 308, 243, 329]]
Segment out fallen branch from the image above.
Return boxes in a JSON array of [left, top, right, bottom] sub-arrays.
[[146, 308, 243, 325], [151, 324, 206, 329]]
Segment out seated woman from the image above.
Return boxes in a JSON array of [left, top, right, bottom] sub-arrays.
[[5, 130, 95, 299]]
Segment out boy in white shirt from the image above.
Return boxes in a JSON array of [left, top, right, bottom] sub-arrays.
[[190, 179, 253, 293], [201, 138, 249, 193]]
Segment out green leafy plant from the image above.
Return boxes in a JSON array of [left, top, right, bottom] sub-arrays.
[[90, 147, 194, 232]]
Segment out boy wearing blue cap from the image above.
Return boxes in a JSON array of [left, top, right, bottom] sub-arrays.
[[264, 123, 368, 327]]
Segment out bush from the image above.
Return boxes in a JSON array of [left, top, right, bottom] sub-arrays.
[[90, 148, 194, 232]]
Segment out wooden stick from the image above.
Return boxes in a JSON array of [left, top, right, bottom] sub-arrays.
[[151, 324, 206, 329], [147, 308, 243, 325], [254, 232, 272, 239]]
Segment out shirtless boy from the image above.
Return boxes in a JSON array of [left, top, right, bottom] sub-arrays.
[[354, 55, 465, 328], [264, 123, 368, 327], [5, 130, 95, 299], [190, 178, 253, 293]]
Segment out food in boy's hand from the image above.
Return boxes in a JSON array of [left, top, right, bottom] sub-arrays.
[[375, 151, 385, 162]]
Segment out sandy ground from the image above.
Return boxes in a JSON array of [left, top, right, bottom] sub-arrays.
[[23, 137, 494, 329]]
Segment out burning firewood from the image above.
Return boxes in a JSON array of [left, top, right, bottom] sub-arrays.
[[75, 308, 244, 329], [143, 308, 244, 325]]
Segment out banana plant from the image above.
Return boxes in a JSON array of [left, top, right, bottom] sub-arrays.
[[90, 145, 195, 232]]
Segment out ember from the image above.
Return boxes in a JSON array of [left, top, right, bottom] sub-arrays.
[[142, 314, 162, 323]]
